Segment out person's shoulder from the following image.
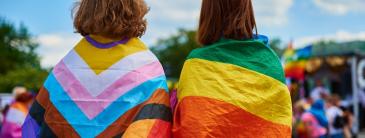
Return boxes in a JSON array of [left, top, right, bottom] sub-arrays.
[[117, 38, 149, 51], [188, 39, 285, 83]]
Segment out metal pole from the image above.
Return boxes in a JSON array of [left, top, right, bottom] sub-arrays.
[[351, 56, 360, 134]]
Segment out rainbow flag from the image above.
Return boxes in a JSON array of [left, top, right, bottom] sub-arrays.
[[22, 36, 172, 138], [173, 39, 292, 137], [283, 44, 312, 80]]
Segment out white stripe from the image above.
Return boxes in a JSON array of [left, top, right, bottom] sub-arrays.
[[5, 108, 26, 125], [62, 50, 158, 97]]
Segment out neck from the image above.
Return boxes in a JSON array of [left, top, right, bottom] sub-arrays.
[[89, 35, 121, 43]]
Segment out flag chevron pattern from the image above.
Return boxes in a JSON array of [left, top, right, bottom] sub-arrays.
[[54, 50, 163, 119], [173, 38, 292, 138], [22, 37, 172, 138], [61, 49, 160, 97]]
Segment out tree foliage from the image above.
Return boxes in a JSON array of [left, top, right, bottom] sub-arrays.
[[269, 38, 285, 57], [0, 18, 48, 92], [0, 68, 49, 92], [151, 29, 201, 79]]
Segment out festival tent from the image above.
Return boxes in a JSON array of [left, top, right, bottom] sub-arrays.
[[284, 41, 365, 80], [283, 40, 365, 133], [311, 41, 365, 57]]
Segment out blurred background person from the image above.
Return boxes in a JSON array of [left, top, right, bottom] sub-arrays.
[[301, 100, 329, 138], [311, 80, 330, 102], [293, 100, 310, 138], [326, 95, 345, 138], [340, 106, 355, 138], [11, 87, 27, 99], [1, 86, 27, 123], [0, 91, 33, 138]]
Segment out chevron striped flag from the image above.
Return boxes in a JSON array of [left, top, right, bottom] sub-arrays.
[[173, 38, 293, 137], [22, 36, 172, 138]]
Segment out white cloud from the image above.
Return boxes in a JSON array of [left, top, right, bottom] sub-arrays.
[[147, 0, 201, 23], [146, 0, 294, 27], [36, 33, 81, 67], [143, 0, 201, 44], [294, 31, 365, 48], [253, 0, 294, 26], [313, 0, 365, 15], [146, 0, 201, 23], [143, 0, 294, 44]]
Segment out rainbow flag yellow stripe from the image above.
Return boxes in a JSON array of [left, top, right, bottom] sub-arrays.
[[173, 39, 292, 137]]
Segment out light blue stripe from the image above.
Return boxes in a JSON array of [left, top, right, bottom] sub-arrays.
[[43, 73, 168, 138]]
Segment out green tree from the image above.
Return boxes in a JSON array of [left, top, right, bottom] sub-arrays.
[[151, 29, 201, 79], [0, 18, 48, 92], [270, 38, 285, 57], [0, 68, 48, 92]]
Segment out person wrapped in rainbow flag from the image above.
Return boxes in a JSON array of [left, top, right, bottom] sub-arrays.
[[173, 0, 292, 137], [22, 0, 171, 137]]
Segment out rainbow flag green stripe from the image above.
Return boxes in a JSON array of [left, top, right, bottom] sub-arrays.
[[187, 39, 285, 83]]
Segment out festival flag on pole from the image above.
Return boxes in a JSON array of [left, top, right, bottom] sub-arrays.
[[283, 41, 312, 80], [173, 38, 292, 137], [22, 36, 172, 138]]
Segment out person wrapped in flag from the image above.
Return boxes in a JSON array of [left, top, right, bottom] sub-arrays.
[[0, 91, 33, 138], [22, 0, 172, 137], [173, 0, 292, 137]]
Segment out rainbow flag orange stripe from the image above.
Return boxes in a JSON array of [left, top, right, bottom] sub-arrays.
[[173, 39, 292, 137]]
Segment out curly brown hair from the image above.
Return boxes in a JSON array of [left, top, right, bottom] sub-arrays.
[[73, 0, 149, 39]]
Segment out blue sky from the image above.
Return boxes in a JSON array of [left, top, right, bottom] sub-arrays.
[[1, 0, 365, 67]]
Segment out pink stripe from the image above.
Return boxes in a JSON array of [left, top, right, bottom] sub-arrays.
[[53, 61, 103, 119], [97, 61, 165, 107], [53, 61, 164, 119]]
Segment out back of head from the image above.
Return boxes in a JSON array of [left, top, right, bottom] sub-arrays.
[[12, 86, 27, 98], [15, 92, 33, 104], [73, 0, 149, 39], [197, 0, 257, 45]]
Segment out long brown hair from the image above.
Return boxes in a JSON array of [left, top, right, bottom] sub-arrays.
[[73, 0, 148, 39], [197, 0, 257, 45]]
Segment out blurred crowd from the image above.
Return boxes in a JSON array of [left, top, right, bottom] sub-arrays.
[[0, 83, 364, 138], [292, 81, 364, 138], [0, 86, 34, 138]]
